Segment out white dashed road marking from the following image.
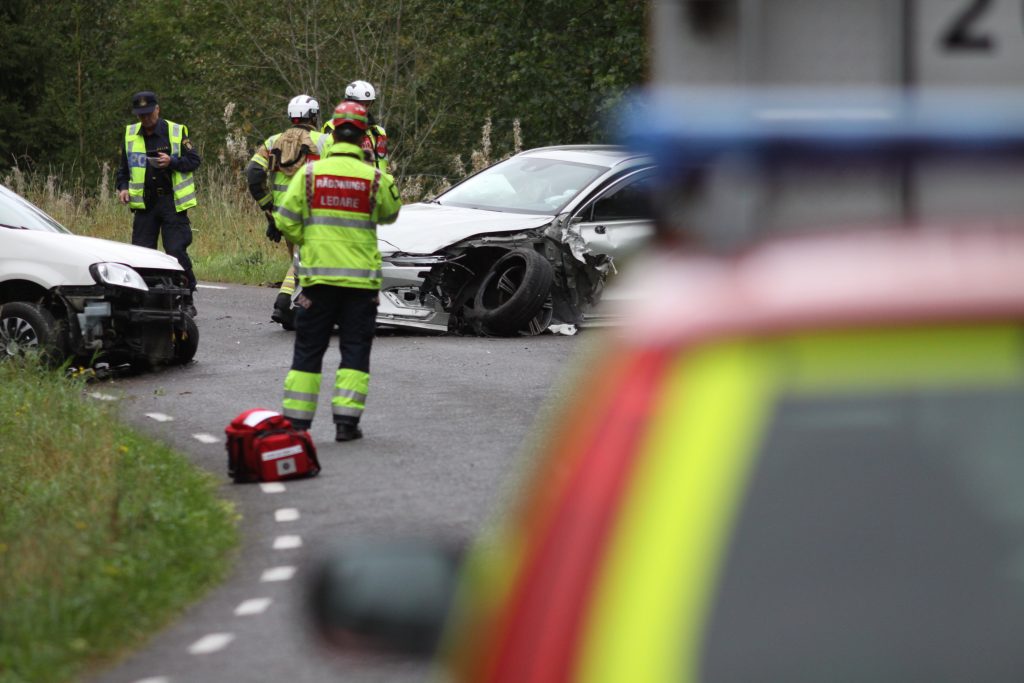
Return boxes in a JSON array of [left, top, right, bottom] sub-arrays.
[[192, 433, 219, 444], [275, 508, 300, 522], [234, 598, 273, 616], [87, 392, 118, 401], [196, 284, 227, 290], [132, 677, 170, 683], [188, 633, 235, 655], [273, 535, 303, 550], [260, 482, 287, 494], [145, 413, 174, 423], [261, 566, 297, 582]]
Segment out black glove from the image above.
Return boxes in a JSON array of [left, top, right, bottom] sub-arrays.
[[265, 211, 282, 243]]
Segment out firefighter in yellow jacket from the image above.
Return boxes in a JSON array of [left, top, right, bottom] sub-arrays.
[[322, 80, 390, 173], [275, 101, 402, 442], [246, 95, 331, 329]]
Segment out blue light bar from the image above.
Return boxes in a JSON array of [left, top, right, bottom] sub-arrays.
[[620, 87, 1024, 176]]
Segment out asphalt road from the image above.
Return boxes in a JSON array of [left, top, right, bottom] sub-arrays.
[[86, 281, 582, 683]]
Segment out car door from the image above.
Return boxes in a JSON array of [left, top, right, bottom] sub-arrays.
[[573, 169, 656, 263]]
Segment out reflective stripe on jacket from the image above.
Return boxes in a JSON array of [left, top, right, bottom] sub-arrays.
[[123, 120, 197, 211], [273, 142, 402, 290]]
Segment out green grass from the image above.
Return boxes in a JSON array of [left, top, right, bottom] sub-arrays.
[[0, 356, 239, 683]]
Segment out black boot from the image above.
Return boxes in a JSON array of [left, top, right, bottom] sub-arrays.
[[335, 421, 363, 442], [271, 293, 295, 330]]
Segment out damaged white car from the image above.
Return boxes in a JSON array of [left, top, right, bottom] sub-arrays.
[[0, 184, 197, 367], [377, 145, 654, 335]]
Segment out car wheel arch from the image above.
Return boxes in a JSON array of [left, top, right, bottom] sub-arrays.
[[0, 279, 49, 306]]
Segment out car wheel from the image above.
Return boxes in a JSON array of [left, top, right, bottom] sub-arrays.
[[520, 295, 554, 336], [473, 248, 554, 336], [0, 302, 68, 363], [172, 314, 199, 364]]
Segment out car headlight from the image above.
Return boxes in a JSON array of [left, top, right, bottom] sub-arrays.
[[89, 262, 149, 292]]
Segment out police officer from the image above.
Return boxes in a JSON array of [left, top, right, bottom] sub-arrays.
[[276, 101, 402, 441], [245, 95, 331, 328], [116, 91, 201, 317], [323, 80, 390, 173]]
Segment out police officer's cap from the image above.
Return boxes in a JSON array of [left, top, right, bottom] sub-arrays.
[[131, 91, 159, 115]]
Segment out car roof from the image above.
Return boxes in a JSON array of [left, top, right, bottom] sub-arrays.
[[616, 226, 1024, 347], [516, 144, 651, 170]]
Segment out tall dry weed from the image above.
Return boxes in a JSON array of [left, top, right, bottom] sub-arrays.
[[219, 102, 250, 172], [413, 117, 520, 203], [469, 117, 494, 173]]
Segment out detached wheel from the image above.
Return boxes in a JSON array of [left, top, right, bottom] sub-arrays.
[[473, 249, 554, 336], [0, 302, 68, 363], [172, 314, 199, 364], [521, 295, 554, 336]]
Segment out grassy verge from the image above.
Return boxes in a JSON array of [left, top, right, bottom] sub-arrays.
[[0, 356, 239, 683]]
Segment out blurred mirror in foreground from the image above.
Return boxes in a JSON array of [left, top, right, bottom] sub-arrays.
[[306, 539, 463, 659]]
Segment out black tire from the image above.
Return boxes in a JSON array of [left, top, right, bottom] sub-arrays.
[[473, 249, 554, 336], [172, 314, 199, 364], [0, 302, 68, 363]]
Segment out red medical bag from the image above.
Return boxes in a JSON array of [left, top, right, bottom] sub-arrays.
[[225, 408, 320, 483]]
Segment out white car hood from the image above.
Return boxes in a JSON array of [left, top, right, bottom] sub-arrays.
[[47, 232, 182, 268], [377, 203, 554, 254], [1, 229, 182, 286]]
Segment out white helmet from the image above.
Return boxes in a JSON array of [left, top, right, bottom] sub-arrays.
[[287, 94, 319, 121], [344, 80, 376, 102]]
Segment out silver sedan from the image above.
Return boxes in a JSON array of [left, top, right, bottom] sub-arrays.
[[377, 145, 654, 336]]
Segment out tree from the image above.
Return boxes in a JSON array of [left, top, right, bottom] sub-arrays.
[[0, 0, 648, 191], [0, 1, 55, 170]]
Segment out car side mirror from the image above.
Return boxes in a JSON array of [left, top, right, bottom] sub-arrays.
[[306, 539, 463, 658]]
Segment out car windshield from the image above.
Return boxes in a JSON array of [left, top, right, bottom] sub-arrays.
[[0, 185, 71, 233], [438, 156, 608, 214], [702, 386, 1024, 680]]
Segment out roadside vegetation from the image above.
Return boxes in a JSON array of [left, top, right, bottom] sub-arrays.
[[0, 355, 239, 683], [3, 0, 645, 285], [2, 0, 646, 190]]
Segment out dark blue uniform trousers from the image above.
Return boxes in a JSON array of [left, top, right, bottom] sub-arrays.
[[132, 193, 197, 291], [290, 284, 378, 425]]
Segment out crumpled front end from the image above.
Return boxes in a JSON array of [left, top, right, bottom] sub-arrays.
[[382, 221, 613, 335], [52, 267, 193, 365], [377, 254, 452, 333]]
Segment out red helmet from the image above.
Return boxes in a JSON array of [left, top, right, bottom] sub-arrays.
[[331, 101, 369, 131]]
